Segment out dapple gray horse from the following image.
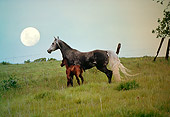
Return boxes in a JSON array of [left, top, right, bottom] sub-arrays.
[[47, 37, 129, 85]]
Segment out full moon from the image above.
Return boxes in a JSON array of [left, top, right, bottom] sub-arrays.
[[20, 27, 40, 46]]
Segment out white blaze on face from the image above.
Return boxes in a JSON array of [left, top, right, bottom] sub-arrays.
[[20, 27, 40, 46]]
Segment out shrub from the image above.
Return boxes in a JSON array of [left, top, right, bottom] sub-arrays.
[[117, 80, 139, 91], [47, 58, 57, 61], [1, 61, 11, 65], [24, 59, 31, 64], [34, 58, 46, 62], [0, 75, 20, 91]]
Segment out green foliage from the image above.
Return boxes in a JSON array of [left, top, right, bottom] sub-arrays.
[[117, 80, 139, 91], [153, 0, 170, 6], [1, 61, 11, 65], [153, 0, 165, 5], [24, 58, 57, 64], [24, 59, 31, 64], [152, 11, 170, 38], [47, 58, 57, 61], [152, 0, 170, 38], [34, 58, 46, 62], [0, 75, 19, 91]]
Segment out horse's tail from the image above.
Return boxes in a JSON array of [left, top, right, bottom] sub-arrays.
[[107, 50, 131, 82]]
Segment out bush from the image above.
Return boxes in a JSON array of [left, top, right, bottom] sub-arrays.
[[24, 59, 31, 64], [47, 58, 57, 61], [0, 75, 20, 91], [1, 61, 11, 65], [34, 58, 46, 62], [117, 80, 139, 91]]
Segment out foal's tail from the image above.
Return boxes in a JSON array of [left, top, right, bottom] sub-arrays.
[[107, 50, 131, 82]]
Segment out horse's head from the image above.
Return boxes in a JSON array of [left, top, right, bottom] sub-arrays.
[[47, 36, 60, 54]]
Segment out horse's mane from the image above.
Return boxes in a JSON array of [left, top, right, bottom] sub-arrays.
[[59, 40, 73, 49], [60, 40, 81, 54]]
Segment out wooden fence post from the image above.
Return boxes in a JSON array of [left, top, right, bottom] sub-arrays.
[[154, 37, 165, 61], [165, 39, 170, 60], [116, 43, 121, 55]]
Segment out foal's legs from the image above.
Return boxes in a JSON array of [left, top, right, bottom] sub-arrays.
[[70, 74, 74, 87], [75, 71, 81, 85], [66, 70, 74, 87], [75, 75, 80, 85], [79, 74, 84, 84], [96, 66, 112, 83], [66, 72, 71, 87]]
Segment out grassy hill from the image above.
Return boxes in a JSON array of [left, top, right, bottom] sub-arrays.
[[0, 57, 170, 116]]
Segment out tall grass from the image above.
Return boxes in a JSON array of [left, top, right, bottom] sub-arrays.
[[0, 57, 169, 116]]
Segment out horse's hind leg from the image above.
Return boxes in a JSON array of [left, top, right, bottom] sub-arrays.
[[96, 66, 112, 83]]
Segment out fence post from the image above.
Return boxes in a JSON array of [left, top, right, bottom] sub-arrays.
[[154, 37, 165, 61], [165, 39, 170, 60]]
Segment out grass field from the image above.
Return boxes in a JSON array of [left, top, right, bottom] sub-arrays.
[[0, 57, 170, 116]]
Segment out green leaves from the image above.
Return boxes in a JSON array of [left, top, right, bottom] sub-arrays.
[[0, 75, 20, 91], [117, 80, 139, 91], [153, 0, 165, 5], [152, 0, 170, 39], [152, 11, 170, 38]]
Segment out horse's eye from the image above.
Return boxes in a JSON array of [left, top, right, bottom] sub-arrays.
[[52, 43, 54, 45]]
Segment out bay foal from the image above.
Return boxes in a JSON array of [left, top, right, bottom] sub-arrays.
[[61, 58, 84, 87]]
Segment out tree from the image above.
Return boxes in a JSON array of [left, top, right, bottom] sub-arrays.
[[152, 0, 170, 61]]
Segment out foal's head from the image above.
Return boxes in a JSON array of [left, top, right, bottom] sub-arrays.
[[47, 36, 60, 54], [60, 59, 67, 67]]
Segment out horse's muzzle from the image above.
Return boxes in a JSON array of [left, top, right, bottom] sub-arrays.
[[47, 50, 51, 54]]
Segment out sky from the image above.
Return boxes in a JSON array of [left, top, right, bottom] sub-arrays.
[[0, 0, 168, 63]]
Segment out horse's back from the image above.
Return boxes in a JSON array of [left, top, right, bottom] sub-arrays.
[[75, 49, 109, 70]]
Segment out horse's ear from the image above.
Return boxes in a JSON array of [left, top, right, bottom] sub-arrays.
[[54, 36, 59, 41], [54, 36, 57, 41]]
